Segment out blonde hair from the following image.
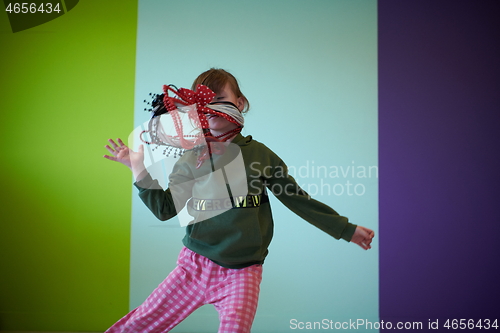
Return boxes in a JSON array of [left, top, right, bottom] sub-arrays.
[[192, 68, 250, 113]]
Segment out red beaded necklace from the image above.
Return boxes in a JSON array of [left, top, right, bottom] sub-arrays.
[[141, 84, 243, 168]]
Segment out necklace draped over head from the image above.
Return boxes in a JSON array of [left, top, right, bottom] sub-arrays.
[[140, 84, 244, 168]]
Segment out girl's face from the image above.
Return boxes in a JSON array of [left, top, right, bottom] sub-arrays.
[[206, 83, 244, 135], [211, 83, 245, 110]]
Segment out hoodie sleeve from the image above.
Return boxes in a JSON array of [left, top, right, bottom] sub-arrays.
[[134, 157, 195, 221], [265, 154, 357, 242]]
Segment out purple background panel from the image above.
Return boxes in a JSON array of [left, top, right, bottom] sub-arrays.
[[378, 0, 500, 328]]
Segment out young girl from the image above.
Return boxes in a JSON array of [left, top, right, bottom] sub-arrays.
[[103, 68, 374, 333]]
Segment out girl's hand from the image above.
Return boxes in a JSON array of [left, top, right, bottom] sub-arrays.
[[103, 138, 144, 171], [350, 226, 375, 250]]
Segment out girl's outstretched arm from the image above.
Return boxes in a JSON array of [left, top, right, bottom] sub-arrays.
[[103, 138, 146, 181]]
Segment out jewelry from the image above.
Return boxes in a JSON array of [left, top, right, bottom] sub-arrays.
[[141, 84, 243, 168]]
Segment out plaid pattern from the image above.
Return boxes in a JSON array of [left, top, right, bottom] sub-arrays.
[[105, 247, 263, 333]]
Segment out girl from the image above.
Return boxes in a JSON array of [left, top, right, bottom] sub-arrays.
[[103, 68, 374, 333]]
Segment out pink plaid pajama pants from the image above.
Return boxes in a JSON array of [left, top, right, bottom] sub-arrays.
[[105, 247, 263, 333]]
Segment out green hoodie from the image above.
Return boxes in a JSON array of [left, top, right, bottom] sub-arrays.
[[135, 134, 357, 269]]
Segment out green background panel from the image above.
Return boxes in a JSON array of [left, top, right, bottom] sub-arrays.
[[0, 0, 137, 330]]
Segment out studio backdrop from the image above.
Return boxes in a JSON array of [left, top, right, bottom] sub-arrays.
[[129, 1, 378, 332]]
